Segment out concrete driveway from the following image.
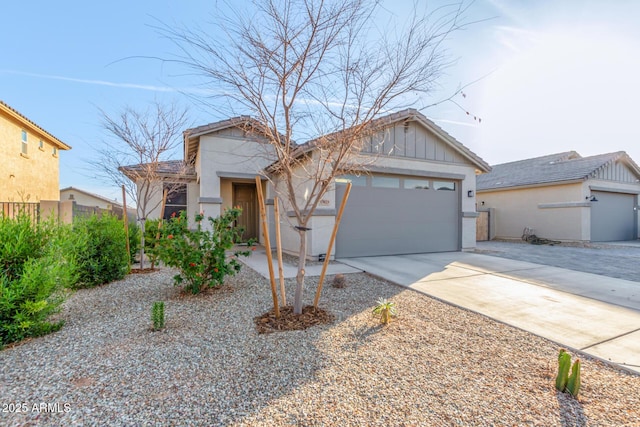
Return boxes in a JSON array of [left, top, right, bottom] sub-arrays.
[[338, 251, 640, 374]]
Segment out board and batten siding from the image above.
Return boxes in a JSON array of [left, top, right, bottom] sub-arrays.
[[361, 122, 466, 164], [593, 161, 640, 183]]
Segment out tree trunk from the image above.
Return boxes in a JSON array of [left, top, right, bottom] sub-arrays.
[[293, 228, 307, 314], [139, 220, 146, 270]]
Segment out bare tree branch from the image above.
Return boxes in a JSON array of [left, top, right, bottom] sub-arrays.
[[162, 0, 473, 313]]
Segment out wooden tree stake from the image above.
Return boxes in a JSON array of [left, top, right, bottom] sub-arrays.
[[274, 197, 286, 306], [122, 185, 131, 273], [255, 176, 280, 318], [314, 182, 352, 308]]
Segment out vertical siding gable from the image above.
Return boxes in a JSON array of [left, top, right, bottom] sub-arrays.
[[595, 161, 640, 183], [361, 120, 471, 165]]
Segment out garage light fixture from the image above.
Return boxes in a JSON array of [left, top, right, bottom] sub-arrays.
[[585, 195, 598, 202], [467, 190, 474, 198]]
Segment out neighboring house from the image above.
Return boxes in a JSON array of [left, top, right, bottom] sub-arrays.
[[60, 186, 136, 220], [476, 151, 640, 242], [0, 100, 71, 202], [126, 109, 490, 259]]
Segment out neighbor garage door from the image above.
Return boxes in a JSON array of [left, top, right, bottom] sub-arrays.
[[591, 191, 637, 241], [335, 175, 460, 258]]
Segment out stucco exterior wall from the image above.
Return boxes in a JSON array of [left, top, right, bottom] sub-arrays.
[[0, 110, 63, 201], [477, 183, 587, 241], [196, 134, 275, 221]]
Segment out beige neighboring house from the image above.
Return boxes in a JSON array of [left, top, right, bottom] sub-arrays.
[[125, 109, 490, 259], [60, 187, 136, 220], [477, 151, 640, 242], [0, 100, 71, 202]]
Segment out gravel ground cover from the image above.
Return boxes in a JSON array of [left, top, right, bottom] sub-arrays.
[[1, 264, 639, 426]]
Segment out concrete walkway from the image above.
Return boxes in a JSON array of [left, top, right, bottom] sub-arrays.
[[338, 252, 640, 374], [240, 248, 362, 278]]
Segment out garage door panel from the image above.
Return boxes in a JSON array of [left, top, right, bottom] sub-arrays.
[[591, 191, 636, 242], [335, 184, 460, 257]]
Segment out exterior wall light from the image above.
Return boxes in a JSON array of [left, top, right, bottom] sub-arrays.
[[467, 190, 474, 198]]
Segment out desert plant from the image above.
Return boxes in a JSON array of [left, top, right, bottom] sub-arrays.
[[556, 349, 572, 392], [373, 298, 397, 325], [156, 209, 253, 294], [69, 214, 129, 289], [566, 358, 581, 397], [151, 301, 165, 331], [332, 274, 346, 288], [556, 349, 581, 398]]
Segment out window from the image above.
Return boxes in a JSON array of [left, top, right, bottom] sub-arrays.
[[404, 178, 430, 190], [21, 130, 27, 155], [52, 147, 58, 156], [434, 181, 456, 191], [371, 176, 400, 188], [336, 174, 367, 186], [39, 140, 44, 150], [163, 184, 187, 220]]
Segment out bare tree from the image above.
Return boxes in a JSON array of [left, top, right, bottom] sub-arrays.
[[92, 101, 190, 269], [167, 0, 471, 314]]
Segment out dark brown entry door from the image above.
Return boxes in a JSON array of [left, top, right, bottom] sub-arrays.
[[233, 184, 258, 242]]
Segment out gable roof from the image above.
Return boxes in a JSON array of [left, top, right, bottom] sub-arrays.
[[275, 108, 491, 172], [0, 100, 71, 150], [477, 151, 640, 191], [183, 116, 276, 161], [60, 186, 124, 207], [119, 160, 196, 181]]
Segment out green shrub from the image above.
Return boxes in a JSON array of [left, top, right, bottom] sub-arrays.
[[156, 209, 253, 294], [0, 214, 51, 281], [0, 215, 76, 348], [70, 214, 129, 289], [143, 218, 162, 267], [127, 221, 141, 264]]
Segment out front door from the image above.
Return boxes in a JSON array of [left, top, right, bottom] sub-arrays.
[[233, 183, 259, 242]]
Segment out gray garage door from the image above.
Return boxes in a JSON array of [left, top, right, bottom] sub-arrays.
[[591, 191, 637, 241], [335, 178, 460, 257]]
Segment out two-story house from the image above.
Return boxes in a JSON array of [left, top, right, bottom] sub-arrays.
[[0, 100, 71, 202]]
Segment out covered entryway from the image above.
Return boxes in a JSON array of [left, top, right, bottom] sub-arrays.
[[335, 176, 460, 258], [591, 191, 637, 241], [232, 183, 259, 241]]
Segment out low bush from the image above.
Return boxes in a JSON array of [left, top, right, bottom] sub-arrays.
[[0, 214, 75, 348], [70, 214, 129, 289], [143, 218, 162, 268], [156, 209, 253, 294], [127, 221, 141, 264]]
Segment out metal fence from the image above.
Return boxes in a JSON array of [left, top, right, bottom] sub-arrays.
[[0, 202, 40, 222]]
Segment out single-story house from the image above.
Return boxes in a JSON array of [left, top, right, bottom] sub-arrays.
[[476, 151, 640, 242], [60, 186, 136, 221], [126, 109, 490, 259]]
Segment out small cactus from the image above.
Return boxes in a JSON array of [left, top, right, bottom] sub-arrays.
[[556, 349, 571, 392], [566, 359, 581, 397], [332, 274, 346, 288], [152, 301, 165, 331]]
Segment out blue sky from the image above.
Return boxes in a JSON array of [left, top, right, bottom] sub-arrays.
[[2, 0, 640, 202]]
